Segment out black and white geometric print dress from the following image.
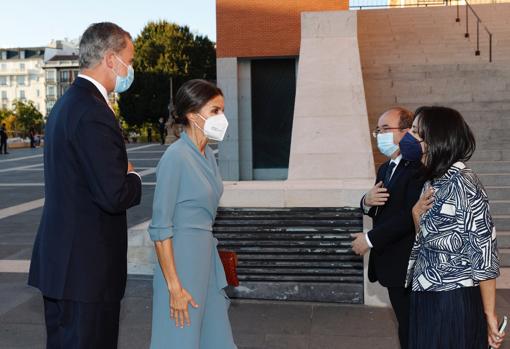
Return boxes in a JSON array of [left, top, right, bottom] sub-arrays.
[[405, 162, 500, 292]]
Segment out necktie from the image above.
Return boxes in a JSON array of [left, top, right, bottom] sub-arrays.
[[383, 161, 396, 187]]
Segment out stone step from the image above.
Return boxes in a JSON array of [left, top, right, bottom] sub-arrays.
[[491, 201, 510, 216], [480, 175, 510, 188], [469, 161, 510, 173], [370, 102, 510, 116], [497, 231, 510, 249], [486, 187, 510, 201], [362, 66, 510, 79], [495, 215, 510, 231], [499, 248, 510, 267], [471, 150, 510, 161], [478, 174, 510, 186], [461, 111, 510, 125]]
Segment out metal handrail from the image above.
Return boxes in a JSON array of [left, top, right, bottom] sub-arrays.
[[350, 1, 447, 9], [350, 0, 495, 62], [455, 0, 493, 62]]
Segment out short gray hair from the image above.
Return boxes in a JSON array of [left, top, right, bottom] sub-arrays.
[[79, 22, 132, 69]]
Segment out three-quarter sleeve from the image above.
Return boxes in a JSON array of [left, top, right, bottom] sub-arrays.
[[465, 182, 500, 281], [148, 150, 182, 241]]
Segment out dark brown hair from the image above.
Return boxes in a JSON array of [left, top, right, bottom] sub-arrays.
[[171, 79, 223, 137], [415, 106, 476, 180]]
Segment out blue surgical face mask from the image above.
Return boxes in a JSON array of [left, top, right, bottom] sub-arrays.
[[377, 132, 399, 158], [113, 55, 134, 93], [399, 132, 423, 161]]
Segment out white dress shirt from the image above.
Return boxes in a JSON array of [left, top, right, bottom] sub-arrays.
[[77, 74, 109, 105]]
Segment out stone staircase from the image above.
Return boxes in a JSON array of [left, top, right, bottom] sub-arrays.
[[357, 4, 510, 264], [470, 161, 510, 266], [213, 207, 364, 303]]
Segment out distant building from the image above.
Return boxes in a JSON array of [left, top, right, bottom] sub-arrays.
[[0, 39, 79, 116], [0, 47, 46, 113], [42, 53, 79, 115]]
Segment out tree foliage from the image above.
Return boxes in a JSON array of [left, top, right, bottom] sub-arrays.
[[11, 100, 44, 132], [119, 21, 216, 126]]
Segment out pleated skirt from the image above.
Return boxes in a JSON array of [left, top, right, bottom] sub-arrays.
[[409, 286, 487, 349]]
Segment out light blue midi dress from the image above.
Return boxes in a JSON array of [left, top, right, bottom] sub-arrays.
[[148, 132, 237, 349]]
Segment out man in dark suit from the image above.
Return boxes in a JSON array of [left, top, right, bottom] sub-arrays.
[[28, 22, 142, 349], [158, 117, 166, 145], [351, 107, 424, 349], [0, 123, 8, 154]]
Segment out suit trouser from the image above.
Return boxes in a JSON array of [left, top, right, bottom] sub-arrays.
[[387, 287, 411, 349], [43, 296, 120, 349], [0, 141, 7, 153]]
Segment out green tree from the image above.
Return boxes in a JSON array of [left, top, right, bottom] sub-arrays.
[[0, 108, 10, 123], [118, 21, 216, 127], [12, 100, 44, 133]]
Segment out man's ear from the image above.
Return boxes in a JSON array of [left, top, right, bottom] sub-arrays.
[[104, 51, 115, 69]]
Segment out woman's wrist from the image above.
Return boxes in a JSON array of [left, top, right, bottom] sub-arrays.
[[167, 280, 182, 293], [485, 310, 497, 318]]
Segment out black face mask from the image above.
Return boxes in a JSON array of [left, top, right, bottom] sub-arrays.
[[400, 132, 422, 161]]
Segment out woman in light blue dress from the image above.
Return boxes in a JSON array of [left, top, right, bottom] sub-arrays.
[[148, 79, 237, 349]]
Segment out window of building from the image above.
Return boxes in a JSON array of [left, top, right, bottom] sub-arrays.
[[29, 74, 37, 81], [61, 70, 70, 82], [46, 70, 56, 81], [20, 63, 25, 71], [19, 90, 26, 100], [47, 86, 56, 96], [0, 63, 6, 71], [0, 76, 6, 86], [17, 76, 25, 85], [36, 89, 40, 97], [47, 100, 55, 112], [1, 91, 7, 100]]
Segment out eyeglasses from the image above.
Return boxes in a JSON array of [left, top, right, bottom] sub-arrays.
[[372, 127, 402, 138]]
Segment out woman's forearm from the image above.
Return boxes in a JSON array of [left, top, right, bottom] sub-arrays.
[[480, 278, 497, 317], [412, 209, 421, 233], [154, 239, 182, 292]]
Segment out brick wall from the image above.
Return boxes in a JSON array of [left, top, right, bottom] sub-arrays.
[[216, 0, 348, 58]]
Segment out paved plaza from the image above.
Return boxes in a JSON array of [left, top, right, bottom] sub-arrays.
[[0, 145, 509, 349]]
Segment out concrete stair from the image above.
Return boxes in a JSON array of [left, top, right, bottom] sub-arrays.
[[357, 4, 510, 264], [471, 161, 510, 266]]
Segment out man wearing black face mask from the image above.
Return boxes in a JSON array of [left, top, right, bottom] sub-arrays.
[[351, 107, 425, 349]]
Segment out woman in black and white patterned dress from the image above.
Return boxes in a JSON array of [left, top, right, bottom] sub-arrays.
[[404, 106, 505, 349]]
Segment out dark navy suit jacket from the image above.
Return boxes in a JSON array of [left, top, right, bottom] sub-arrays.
[[28, 77, 142, 302], [362, 159, 424, 288]]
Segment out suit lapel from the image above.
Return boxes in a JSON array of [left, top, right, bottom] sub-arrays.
[[378, 161, 389, 184], [375, 160, 411, 217], [387, 160, 409, 190], [73, 77, 110, 109]]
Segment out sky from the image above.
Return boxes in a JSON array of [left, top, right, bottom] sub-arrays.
[[0, 0, 216, 48]]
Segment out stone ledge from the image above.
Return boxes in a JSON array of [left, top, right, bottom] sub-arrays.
[[220, 179, 373, 208]]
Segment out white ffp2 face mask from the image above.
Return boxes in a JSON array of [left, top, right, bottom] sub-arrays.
[[196, 113, 229, 141]]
